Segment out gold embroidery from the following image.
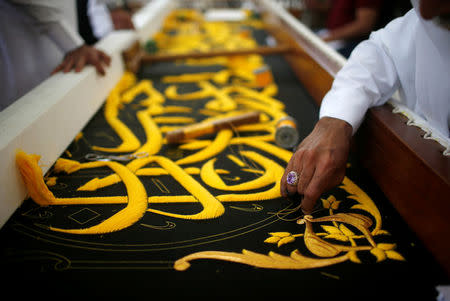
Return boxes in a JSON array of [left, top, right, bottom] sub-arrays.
[[16, 150, 57, 206], [200, 151, 280, 191], [50, 160, 148, 234], [15, 12, 403, 274], [176, 129, 233, 165], [45, 177, 57, 187], [16, 151, 148, 234], [174, 250, 350, 271], [174, 177, 405, 270], [92, 73, 141, 153], [144, 156, 225, 220]]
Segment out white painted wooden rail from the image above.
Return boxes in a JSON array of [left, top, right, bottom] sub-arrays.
[[0, 0, 174, 227]]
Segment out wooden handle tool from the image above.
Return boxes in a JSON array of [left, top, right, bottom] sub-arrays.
[[166, 111, 261, 144]]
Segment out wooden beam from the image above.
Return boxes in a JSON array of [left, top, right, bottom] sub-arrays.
[[356, 106, 450, 275], [141, 44, 293, 62], [122, 43, 293, 73]]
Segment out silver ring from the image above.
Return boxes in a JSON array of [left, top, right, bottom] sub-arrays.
[[286, 170, 299, 186]]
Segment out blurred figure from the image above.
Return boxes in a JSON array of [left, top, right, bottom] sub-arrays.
[[77, 0, 135, 45], [304, 0, 383, 57], [0, 0, 110, 111]]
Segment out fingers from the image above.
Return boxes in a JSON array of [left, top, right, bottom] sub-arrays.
[[280, 117, 352, 214], [280, 147, 346, 214], [301, 173, 324, 214], [63, 57, 75, 73], [92, 60, 105, 75], [297, 152, 315, 195], [286, 158, 300, 196], [93, 50, 112, 75], [93, 62, 105, 75], [300, 161, 345, 214], [51, 63, 64, 75], [281, 148, 319, 214], [98, 50, 111, 66], [280, 149, 303, 197], [52, 46, 110, 76], [75, 56, 86, 72], [52, 57, 75, 75], [279, 164, 290, 197], [280, 154, 292, 197]]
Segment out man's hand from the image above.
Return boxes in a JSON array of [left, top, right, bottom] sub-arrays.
[[110, 8, 135, 30], [52, 45, 111, 76], [280, 117, 352, 214]]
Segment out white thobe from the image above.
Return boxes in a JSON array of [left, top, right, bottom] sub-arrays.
[[319, 2, 450, 139], [87, 0, 114, 39], [0, 0, 83, 111]]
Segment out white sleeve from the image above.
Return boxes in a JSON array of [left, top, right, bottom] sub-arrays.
[[8, 0, 84, 53], [87, 0, 114, 39], [319, 15, 411, 135]]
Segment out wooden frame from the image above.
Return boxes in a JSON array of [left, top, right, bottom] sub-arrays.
[[1, 0, 448, 276]]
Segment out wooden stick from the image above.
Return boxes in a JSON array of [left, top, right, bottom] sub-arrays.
[[122, 43, 293, 72], [166, 111, 261, 144], [141, 44, 292, 63]]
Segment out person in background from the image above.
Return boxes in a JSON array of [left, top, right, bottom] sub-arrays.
[[77, 0, 135, 46], [280, 0, 450, 213], [304, 0, 383, 57], [0, 0, 110, 111]]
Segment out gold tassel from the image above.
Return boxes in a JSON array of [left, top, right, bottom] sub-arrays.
[[15, 150, 56, 206]]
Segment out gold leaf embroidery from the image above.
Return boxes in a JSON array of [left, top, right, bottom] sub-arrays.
[[386, 250, 406, 261], [321, 225, 341, 234], [370, 248, 387, 262], [269, 232, 291, 237], [278, 236, 295, 247], [339, 224, 355, 237], [264, 236, 281, 244]]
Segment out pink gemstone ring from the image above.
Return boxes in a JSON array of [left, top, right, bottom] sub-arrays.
[[286, 170, 299, 186]]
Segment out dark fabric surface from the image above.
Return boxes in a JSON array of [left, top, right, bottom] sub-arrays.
[[0, 52, 447, 299]]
